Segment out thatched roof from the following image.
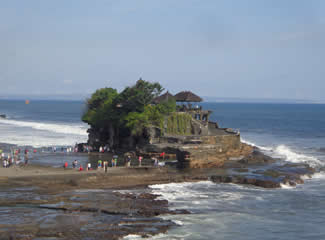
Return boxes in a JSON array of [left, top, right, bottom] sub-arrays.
[[152, 91, 175, 104], [174, 91, 203, 102]]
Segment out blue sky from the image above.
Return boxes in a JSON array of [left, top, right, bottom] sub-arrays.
[[1, 0, 325, 102]]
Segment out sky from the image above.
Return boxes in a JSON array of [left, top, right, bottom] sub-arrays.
[[1, 0, 325, 102]]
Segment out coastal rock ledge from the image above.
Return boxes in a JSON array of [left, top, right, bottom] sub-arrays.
[[210, 163, 315, 188]]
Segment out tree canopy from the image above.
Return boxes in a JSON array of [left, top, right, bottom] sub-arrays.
[[82, 79, 176, 136]]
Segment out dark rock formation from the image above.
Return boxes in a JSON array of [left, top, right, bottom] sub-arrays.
[[210, 162, 315, 188], [0, 180, 190, 240], [239, 150, 276, 164]]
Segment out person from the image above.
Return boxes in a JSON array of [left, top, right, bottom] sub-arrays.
[[87, 162, 91, 171], [0, 149, 2, 160], [104, 145, 110, 152], [72, 160, 78, 168], [99, 146, 103, 153], [104, 160, 108, 173], [126, 155, 131, 167], [98, 159, 102, 168], [24, 153, 29, 165], [79, 165, 83, 171], [24, 149, 29, 164], [138, 156, 143, 167], [16, 156, 20, 165], [153, 156, 159, 167], [8, 156, 12, 167], [64, 162, 68, 169], [112, 155, 118, 167], [3, 159, 6, 168], [114, 155, 118, 167]]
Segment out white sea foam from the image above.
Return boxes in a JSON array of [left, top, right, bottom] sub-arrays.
[[274, 145, 324, 167], [123, 233, 175, 240], [0, 118, 89, 147], [280, 183, 296, 189], [149, 181, 214, 202], [0, 118, 88, 136], [308, 172, 325, 179], [149, 181, 244, 209], [0, 134, 87, 147], [123, 234, 143, 239], [242, 138, 324, 168], [172, 220, 184, 226]]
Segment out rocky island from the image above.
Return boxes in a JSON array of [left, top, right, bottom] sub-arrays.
[[83, 79, 251, 167], [82, 79, 314, 188]]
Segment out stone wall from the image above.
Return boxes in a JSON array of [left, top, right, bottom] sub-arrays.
[[200, 135, 241, 149]]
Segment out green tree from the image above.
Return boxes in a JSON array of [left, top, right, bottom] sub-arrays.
[[82, 87, 118, 128], [117, 79, 163, 113], [82, 79, 177, 140]]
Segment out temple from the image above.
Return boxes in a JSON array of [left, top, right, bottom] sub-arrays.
[[145, 91, 251, 168]]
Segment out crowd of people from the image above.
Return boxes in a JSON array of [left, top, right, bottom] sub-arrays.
[[0, 148, 32, 168], [0, 146, 166, 172], [62, 152, 164, 173]]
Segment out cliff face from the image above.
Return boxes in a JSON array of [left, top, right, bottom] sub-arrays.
[[87, 112, 206, 150], [176, 138, 253, 168], [141, 129, 253, 168], [87, 126, 150, 150]]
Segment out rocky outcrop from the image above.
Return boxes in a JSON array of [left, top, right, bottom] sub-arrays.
[[210, 162, 315, 188], [86, 108, 266, 170], [176, 136, 253, 168]]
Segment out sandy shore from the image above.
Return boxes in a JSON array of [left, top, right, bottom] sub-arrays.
[[0, 164, 218, 193], [0, 164, 94, 178]]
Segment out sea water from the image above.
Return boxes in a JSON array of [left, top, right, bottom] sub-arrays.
[[1, 100, 325, 239], [0, 100, 88, 147]]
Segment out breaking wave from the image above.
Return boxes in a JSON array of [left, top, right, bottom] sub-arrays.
[[274, 145, 323, 167], [242, 139, 324, 168], [0, 118, 88, 136]]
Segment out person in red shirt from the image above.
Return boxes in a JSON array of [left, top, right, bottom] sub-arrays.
[[138, 156, 143, 167], [64, 162, 68, 169]]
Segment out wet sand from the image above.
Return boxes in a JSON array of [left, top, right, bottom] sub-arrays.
[[0, 163, 215, 191], [0, 164, 89, 178]]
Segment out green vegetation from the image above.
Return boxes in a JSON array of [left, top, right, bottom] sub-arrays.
[[82, 79, 176, 137], [166, 113, 192, 135]]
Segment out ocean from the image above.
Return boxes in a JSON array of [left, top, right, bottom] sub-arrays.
[[0, 100, 88, 147], [1, 100, 325, 239]]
